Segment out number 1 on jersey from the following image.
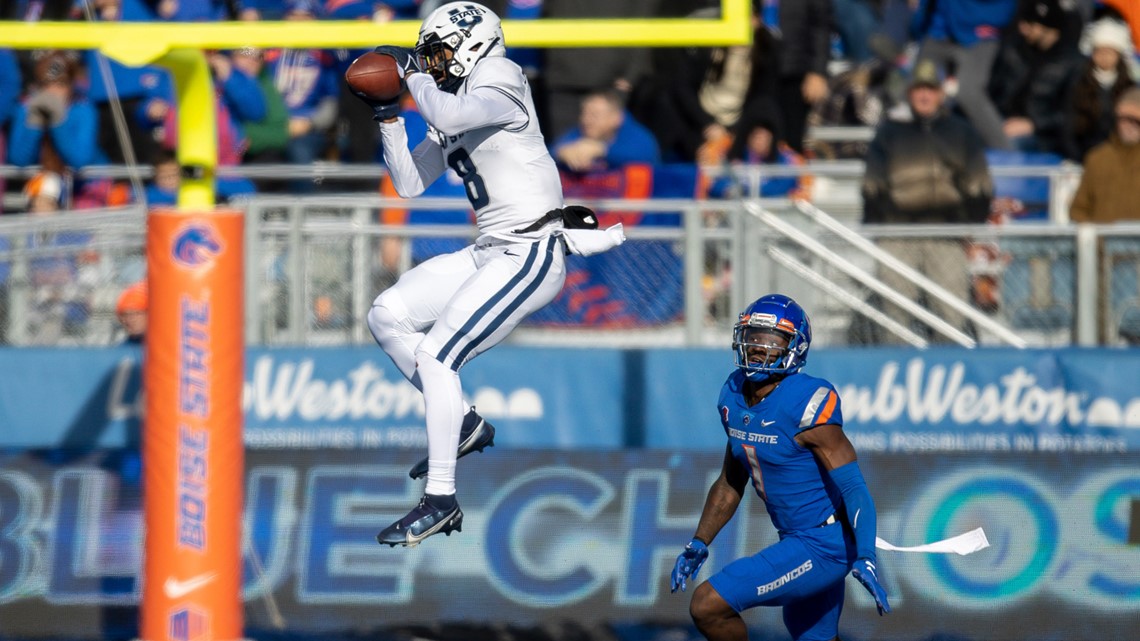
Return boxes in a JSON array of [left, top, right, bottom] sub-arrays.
[[447, 148, 490, 209], [741, 444, 767, 500]]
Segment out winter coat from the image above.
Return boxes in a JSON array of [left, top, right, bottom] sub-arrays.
[[771, 0, 833, 78], [862, 109, 994, 224], [988, 36, 1085, 155], [1069, 135, 1140, 223]]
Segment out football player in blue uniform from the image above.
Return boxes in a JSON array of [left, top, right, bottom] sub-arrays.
[[671, 294, 890, 641]]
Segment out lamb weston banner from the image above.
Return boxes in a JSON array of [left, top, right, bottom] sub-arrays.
[[2, 347, 1138, 452]]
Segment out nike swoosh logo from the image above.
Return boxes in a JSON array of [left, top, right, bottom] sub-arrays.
[[164, 572, 217, 599], [761, 420, 775, 426]]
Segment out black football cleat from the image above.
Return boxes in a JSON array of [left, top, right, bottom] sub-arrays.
[[408, 408, 496, 480], [376, 494, 463, 547]]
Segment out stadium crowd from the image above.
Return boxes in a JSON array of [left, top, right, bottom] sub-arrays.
[[0, 0, 1136, 212]]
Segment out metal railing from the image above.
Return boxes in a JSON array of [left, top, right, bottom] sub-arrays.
[[3, 197, 1139, 348]]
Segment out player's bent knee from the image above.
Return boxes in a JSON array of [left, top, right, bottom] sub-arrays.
[[413, 345, 450, 371], [690, 582, 731, 626], [367, 303, 403, 340]]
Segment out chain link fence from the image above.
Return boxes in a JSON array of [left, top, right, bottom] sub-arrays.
[[0, 206, 146, 346]]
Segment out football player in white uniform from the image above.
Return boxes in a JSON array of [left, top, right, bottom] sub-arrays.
[[356, 2, 616, 546]]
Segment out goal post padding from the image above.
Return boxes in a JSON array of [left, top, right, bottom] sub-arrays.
[[144, 210, 245, 641]]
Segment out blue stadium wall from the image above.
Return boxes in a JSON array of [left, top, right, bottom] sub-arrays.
[[1, 345, 1139, 641]]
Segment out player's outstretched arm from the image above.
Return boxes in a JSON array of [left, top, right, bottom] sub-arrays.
[[800, 424, 891, 615], [832, 457, 890, 614], [671, 444, 747, 593]]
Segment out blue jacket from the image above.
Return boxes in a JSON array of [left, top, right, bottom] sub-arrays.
[[9, 99, 104, 168], [0, 50, 21, 127], [912, 0, 1018, 45], [553, 112, 661, 171], [265, 49, 340, 120]]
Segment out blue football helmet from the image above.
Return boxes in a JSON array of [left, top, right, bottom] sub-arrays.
[[732, 294, 812, 383]]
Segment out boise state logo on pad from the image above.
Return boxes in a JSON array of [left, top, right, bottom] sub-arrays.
[[173, 224, 223, 268]]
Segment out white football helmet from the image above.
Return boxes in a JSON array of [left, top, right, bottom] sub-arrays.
[[415, 2, 506, 92]]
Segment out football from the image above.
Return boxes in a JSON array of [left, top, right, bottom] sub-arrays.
[[345, 51, 403, 101]]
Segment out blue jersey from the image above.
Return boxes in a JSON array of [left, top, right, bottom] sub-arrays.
[[718, 370, 844, 534]]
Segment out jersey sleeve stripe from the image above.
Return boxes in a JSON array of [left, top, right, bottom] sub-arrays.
[[486, 85, 530, 132], [799, 387, 831, 428], [815, 390, 838, 425]]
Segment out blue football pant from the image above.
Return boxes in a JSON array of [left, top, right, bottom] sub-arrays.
[[708, 523, 854, 641]]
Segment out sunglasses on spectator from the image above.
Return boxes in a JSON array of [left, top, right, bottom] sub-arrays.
[[1118, 114, 1140, 127]]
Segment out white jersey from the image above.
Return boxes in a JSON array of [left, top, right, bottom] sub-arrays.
[[379, 57, 564, 241]]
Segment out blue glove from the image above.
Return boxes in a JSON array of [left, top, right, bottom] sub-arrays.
[[851, 558, 891, 615], [373, 45, 420, 79], [670, 538, 709, 593]]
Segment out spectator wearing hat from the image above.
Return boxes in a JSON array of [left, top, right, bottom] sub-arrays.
[[861, 59, 994, 343], [1063, 17, 1138, 161], [24, 171, 65, 213], [1070, 86, 1140, 223], [116, 280, 147, 344], [988, 0, 1086, 155], [911, 0, 1020, 149]]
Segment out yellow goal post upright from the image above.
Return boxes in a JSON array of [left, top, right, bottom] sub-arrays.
[[0, 4, 750, 641]]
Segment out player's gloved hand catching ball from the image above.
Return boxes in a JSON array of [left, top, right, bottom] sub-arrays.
[[373, 45, 420, 79], [851, 558, 891, 615], [670, 538, 709, 593], [351, 92, 399, 122]]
